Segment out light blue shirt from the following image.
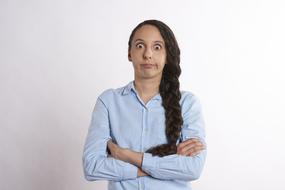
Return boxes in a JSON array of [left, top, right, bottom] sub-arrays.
[[82, 81, 207, 190]]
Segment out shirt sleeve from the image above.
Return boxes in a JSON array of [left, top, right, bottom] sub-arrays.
[[82, 97, 138, 181], [141, 93, 207, 181]]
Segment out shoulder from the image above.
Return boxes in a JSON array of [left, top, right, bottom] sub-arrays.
[[97, 84, 126, 105], [98, 88, 116, 100], [180, 90, 201, 105]]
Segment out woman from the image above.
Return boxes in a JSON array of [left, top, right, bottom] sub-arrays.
[[83, 20, 207, 190]]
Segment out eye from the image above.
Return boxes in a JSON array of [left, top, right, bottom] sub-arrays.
[[135, 43, 144, 49], [154, 44, 162, 50]]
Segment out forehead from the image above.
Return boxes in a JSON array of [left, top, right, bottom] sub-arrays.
[[132, 25, 164, 43]]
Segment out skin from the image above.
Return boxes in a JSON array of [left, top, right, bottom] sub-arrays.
[[108, 25, 206, 177], [128, 24, 166, 104]]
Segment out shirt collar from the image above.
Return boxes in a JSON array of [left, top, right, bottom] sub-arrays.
[[122, 81, 162, 101]]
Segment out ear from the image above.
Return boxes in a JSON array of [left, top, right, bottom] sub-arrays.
[[128, 52, 132, 62]]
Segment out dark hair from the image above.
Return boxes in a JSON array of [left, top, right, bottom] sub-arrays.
[[128, 20, 183, 157]]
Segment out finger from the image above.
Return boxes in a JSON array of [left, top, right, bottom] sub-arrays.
[[107, 140, 117, 150], [177, 138, 199, 150], [180, 142, 205, 155], [107, 140, 113, 147], [179, 138, 201, 147], [189, 150, 203, 157], [179, 143, 196, 154], [178, 139, 203, 152], [186, 145, 205, 156], [183, 138, 199, 145], [178, 140, 206, 156], [178, 145, 202, 156]]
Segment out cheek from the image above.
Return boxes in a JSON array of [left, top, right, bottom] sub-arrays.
[[157, 56, 166, 67], [155, 51, 166, 63], [132, 62, 141, 72]]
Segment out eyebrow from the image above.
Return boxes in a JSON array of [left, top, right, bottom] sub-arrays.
[[134, 39, 164, 45]]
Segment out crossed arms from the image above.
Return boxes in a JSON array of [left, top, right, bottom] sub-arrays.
[[83, 94, 207, 181]]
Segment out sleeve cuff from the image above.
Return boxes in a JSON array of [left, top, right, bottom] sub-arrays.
[[141, 153, 157, 173], [122, 163, 138, 180]]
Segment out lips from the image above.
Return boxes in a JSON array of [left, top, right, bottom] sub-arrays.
[[141, 64, 155, 69]]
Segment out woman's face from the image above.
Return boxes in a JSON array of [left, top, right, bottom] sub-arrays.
[[129, 24, 167, 80]]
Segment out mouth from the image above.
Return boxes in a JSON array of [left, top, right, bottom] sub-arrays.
[[141, 64, 155, 69]]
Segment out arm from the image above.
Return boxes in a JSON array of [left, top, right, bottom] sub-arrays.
[[142, 94, 207, 181], [82, 97, 138, 181], [107, 138, 205, 178], [108, 94, 207, 181], [141, 94, 207, 181]]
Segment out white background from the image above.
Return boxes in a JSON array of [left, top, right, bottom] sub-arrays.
[[1, 0, 285, 190]]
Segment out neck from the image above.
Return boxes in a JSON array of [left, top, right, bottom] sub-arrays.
[[133, 77, 161, 98]]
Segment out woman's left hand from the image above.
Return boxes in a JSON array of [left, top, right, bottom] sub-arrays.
[[177, 138, 206, 157]]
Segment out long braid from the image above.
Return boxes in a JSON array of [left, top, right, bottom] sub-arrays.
[[128, 20, 183, 157]]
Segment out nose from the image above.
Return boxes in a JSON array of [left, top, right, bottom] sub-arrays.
[[143, 48, 152, 60]]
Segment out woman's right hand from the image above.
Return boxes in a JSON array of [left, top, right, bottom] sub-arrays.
[[177, 138, 206, 157], [137, 167, 148, 177]]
